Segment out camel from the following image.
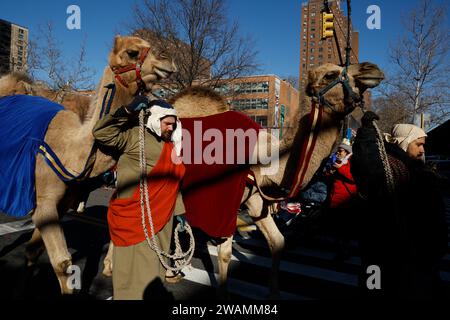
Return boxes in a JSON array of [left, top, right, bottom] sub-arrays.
[[0, 35, 177, 294], [0, 73, 93, 122], [102, 62, 385, 298]]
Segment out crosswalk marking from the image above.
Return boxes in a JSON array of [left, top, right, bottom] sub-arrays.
[[234, 236, 362, 266], [205, 245, 358, 287], [0, 219, 34, 236], [181, 266, 309, 300]]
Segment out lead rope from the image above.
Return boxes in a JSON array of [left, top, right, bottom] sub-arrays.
[[138, 110, 195, 272], [372, 120, 395, 195]]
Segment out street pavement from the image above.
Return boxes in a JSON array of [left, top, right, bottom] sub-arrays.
[[0, 188, 449, 300]]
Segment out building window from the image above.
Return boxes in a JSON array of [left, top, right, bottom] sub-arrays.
[[311, 12, 316, 17], [310, 34, 315, 39], [311, 20, 316, 25], [232, 98, 269, 111], [311, 27, 316, 32], [252, 116, 268, 127], [318, 55, 323, 59], [302, 64, 305, 68], [318, 47, 323, 52], [19, 29, 24, 34], [18, 34, 24, 39], [310, 56, 314, 60], [310, 48, 315, 53], [235, 81, 269, 94], [328, 54, 332, 59]]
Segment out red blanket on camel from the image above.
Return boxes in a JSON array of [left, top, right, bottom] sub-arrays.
[[180, 111, 262, 238]]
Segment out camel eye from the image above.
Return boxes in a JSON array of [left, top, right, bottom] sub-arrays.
[[324, 71, 339, 80], [126, 50, 139, 59], [157, 50, 169, 59]]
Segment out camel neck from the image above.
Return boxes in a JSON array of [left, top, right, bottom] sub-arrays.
[[83, 68, 129, 133], [279, 103, 342, 192]]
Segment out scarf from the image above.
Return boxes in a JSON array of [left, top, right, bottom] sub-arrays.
[[145, 103, 182, 157], [384, 124, 427, 152]]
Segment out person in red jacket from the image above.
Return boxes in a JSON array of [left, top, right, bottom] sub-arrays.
[[324, 141, 358, 261], [325, 143, 357, 209]]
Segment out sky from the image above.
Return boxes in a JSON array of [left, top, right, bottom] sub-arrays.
[[0, 0, 446, 84]]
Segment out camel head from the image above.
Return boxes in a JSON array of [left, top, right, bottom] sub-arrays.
[[109, 36, 177, 96], [305, 62, 384, 115]]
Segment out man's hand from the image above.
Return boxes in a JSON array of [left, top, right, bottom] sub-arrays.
[[125, 95, 151, 114], [361, 111, 380, 128], [176, 215, 187, 232]]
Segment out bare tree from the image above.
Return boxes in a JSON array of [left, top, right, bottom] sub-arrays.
[[28, 22, 95, 100], [282, 75, 299, 90], [380, 0, 450, 129], [129, 0, 259, 94], [372, 95, 412, 133]]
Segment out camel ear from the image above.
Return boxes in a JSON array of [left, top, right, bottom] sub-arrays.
[[15, 80, 33, 95], [348, 62, 385, 92], [113, 36, 123, 53]]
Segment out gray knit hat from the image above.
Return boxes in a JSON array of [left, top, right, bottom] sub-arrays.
[[338, 143, 352, 154]]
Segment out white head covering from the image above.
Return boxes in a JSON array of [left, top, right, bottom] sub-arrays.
[[384, 124, 427, 152], [145, 101, 182, 157]]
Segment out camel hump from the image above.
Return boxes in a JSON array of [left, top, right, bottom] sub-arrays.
[[0, 72, 34, 97], [169, 86, 229, 118]]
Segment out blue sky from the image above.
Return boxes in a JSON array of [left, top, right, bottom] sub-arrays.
[[0, 0, 446, 83]]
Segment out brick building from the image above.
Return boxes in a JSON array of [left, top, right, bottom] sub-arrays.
[[224, 75, 299, 136], [299, 0, 359, 93], [0, 19, 28, 75]]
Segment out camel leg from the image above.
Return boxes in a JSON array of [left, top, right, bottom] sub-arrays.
[[102, 240, 114, 277], [32, 202, 73, 295], [246, 193, 284, 298], [25, 228, 45, 266], [217, 236, 233, 299]]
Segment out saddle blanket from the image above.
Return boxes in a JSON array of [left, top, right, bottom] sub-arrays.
[[181, 111, 261, 238], [0, 95, 63, 217]]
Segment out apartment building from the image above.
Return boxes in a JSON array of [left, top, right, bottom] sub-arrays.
[[0, 19, 28, 75]]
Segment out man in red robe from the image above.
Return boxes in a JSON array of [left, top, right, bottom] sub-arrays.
[[93, 97, 185, 300]]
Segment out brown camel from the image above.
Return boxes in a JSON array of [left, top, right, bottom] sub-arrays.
[[102, 62, 384, 298], [0, 35, 177, 294], [0, 73, 92, 122]]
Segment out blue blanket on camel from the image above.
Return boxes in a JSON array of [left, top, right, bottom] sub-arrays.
[[0, 95, 64, 217]]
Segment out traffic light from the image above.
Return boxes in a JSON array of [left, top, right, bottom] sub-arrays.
[[322, 12, 334, 39]]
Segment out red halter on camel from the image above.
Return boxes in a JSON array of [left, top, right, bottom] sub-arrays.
[[111, 47, 151, 94]]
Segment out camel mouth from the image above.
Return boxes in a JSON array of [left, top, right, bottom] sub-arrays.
[[154, 68, 173, 80]]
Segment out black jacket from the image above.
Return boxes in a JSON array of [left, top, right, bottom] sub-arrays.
[[351, 125, 448, 266]]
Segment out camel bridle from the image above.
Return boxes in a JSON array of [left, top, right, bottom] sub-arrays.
[[111, 47, 151, 94], [316, 67, 363, 117]]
